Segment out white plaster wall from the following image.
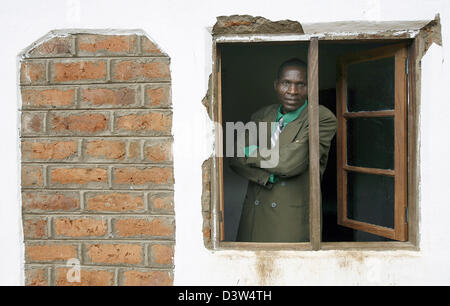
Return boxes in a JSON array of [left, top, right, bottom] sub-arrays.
[[0, 0, 449, 285]]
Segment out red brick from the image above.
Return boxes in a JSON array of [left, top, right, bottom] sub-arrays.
[[113, 167, 173, 186], [121, 270, 172, 286], [28, 36, 74, 58], [86, 192, 144, 212], [77, 34, 137, 56], [26, 243, 77, 262], [203, 211, 211, 242], [22, 140, 78, 161], [128, 141, 140, 160], [149, 192, 174, 214], [149, 244, 174, 266], [23, 217, 48, 239], [20, 61, 46, 85], [49, 112, 109, 134], [25, 268, 49, 286], [49, 167, 107, 186], [21, 165, 43, 187], [21, 112, 45, 135], [144, 85, 171, 108], [115, 111, 172, 135], [84, 140, 126, 161], [141, 36, 163, 55], [21, 88, 75, 108], [54, 217, 108, 238], [85, 243, 142, 265], [144, 140, 172, 162], [111, 59, 170, 82], [80, 87, 137, 107], [113, 217, 174, 238], [56, 268, 114, 286], [22, 191, 80, 212], [51, 60, 107, 83]]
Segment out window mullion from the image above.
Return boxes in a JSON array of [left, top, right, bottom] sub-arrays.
[[307, 37, 321, 250]]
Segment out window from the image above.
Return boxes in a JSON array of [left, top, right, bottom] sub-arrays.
[[336, 44, 408, 241], [207, 21, 428, 251]]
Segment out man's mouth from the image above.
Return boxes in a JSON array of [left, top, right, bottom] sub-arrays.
[[284, 98, 299, 103]]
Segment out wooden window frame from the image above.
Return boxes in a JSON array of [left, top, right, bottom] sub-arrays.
[[336, 43, 408, 241], [209, 32, 421, 251]]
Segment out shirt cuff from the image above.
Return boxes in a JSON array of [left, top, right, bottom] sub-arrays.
[[244, 145, 258, 158], [268, 174, 279, 184]]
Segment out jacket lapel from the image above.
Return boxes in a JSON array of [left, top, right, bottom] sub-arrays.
[[279, 107, 308, 146]]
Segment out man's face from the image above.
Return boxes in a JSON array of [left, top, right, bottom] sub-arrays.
[[274, 65, 308, 114]]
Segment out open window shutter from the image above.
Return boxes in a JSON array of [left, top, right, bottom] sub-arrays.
[[336, 43, 408, 241]]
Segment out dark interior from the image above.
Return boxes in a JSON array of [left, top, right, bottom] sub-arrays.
[[220, 40, 401, 242]]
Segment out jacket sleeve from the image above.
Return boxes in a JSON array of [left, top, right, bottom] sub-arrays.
[[247, 106, 337, 178], [227, 107, 274, 188], [228, 156, 273, 187]]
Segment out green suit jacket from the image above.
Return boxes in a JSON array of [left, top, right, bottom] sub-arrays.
[[229, 103, 337, 242]]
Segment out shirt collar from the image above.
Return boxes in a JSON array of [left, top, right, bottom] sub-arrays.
[[276, 100, 308, 127]]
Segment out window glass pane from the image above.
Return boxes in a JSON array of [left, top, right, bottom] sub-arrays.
[[347, 172, 395, 229], [347, 117, 394, 170], [347, 56, 395, 112]]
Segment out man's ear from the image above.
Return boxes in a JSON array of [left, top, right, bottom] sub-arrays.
[[273, 80, 278, 91]]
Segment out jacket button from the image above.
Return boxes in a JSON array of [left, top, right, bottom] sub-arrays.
[[271, 202, 277, 208], [254, 200, 260, 205]]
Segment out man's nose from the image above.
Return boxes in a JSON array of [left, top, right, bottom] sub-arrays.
[[287, 84, 298, 94]]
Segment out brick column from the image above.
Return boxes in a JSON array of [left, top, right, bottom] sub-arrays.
[[20, 31, 174, 286]]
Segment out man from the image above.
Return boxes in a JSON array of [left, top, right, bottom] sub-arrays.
[[229, 58, 337, 242]]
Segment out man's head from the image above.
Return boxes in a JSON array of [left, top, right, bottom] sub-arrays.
[[274, 58, 308, 114]]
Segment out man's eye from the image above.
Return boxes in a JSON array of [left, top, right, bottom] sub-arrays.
[[282, 81, 289, 86]]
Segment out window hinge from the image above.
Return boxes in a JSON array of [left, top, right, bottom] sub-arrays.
[[405, 206, 409, 223], [219, 210, 223, 222]]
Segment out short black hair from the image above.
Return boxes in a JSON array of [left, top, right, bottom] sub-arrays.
[[276, 58, 307, 80]]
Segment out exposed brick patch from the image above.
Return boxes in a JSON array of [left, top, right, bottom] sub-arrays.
[[149, 243, 174, 267], [111, 58, 170, 82], [55, 267, 114, 286], [144, 139, 173, 163], [21, 165, 44, 188], [113, 166, 174, 187], [20, 31, 173, 286], [22, 191, 80, 212], [49, 167, 108, 187], [49, 112, 109, 135], [27, 36, 74, 58], [77, 34, 137, 56], [202, 158, 213, 248], [25, 267, 49, 286], [114, 111, 172, 135], [21, 88, 76, 108], [22, 140, 78, 161], [23, 217, 48, 239], [50, 60, 107, 83], [144, 84, 171, 108], [113, 217, 174, 238], [20, 61, 46, 85], [120, 270, 173, 286], [141, 36, 163, 55], [80, 86, 138, 108], [85, 192, 144, 212], [149, 192, 174, 214], [85, 243, 143, 265], [54, 217, 108, 238], [26, 243, 77, 263], [21, 112, 45, 135], [84, 140, 126, 161]]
